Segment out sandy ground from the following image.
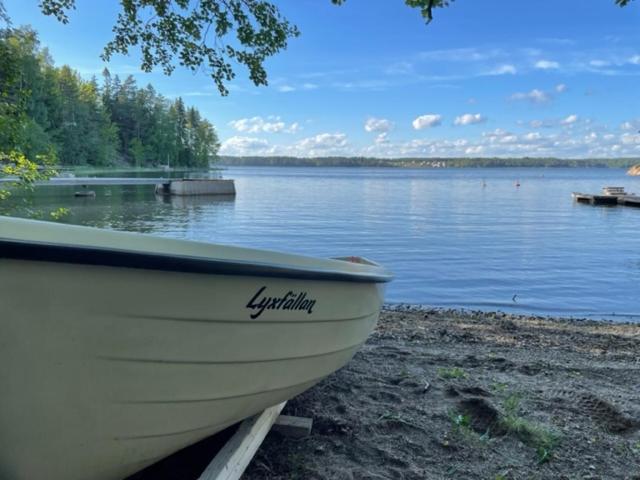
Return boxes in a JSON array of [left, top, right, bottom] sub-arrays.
[[242, 308, 640, 480]]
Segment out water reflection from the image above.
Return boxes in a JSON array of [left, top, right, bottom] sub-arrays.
[[156, 194, 236, 208]]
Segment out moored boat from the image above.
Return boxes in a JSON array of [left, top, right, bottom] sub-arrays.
[[601, 186, 632, 196], [0, 216, 391, 480]]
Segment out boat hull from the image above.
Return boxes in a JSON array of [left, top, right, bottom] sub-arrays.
[[0, 258, 384, 480]]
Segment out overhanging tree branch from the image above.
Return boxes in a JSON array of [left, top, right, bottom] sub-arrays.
[[27, 0, 640, 96]]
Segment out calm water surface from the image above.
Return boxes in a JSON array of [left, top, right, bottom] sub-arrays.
[[12, 166, 640, 321]]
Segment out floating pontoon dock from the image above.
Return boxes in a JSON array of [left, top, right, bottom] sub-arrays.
[[572, 186, 640, 208], [0, 177, 236, 196]]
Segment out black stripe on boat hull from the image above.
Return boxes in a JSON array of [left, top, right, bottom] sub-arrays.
[[0, 239, 392, 283]]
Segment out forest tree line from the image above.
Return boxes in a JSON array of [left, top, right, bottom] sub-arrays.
[[0, 27, 220, 168], [220, 156, 640, 169]]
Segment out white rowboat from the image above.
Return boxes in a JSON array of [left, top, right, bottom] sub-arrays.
[[0, 216, 391, 480]]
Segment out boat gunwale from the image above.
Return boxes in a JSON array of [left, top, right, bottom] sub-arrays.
[[0, 238, 393, 283]]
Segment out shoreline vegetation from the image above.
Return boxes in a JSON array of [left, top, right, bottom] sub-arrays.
[[243, 307, 640, 480], [1, 27, 220, 170], [220, 156, 640, 169]]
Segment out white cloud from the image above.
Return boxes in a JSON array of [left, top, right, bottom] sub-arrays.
[[523, 132, 542, 141], [385, 61, 414, 75], [483, 128, 517, 144], [222, 132, 351, 157], [220, 136, 270, 155], [228, 116, 299, 134], [285, 122, 301, 134], [412, 114, 442, 130], [363, 121, 640, 158], [535, 60, 560, 70], [302, 83, 318, 90], [418, 47, 504, 62], [589, 59, 610, 68], [629, 55, 640, 65], [527, 119, 555, 129], [486, 64, 517, 75], [561, 114, 579, 125], [621, 133, 640, 145], [277, 85, 296, 93], [297, 133, 348, 151], [621, 120, 640, 132], [555, 83, 567, 93], [454, 113, 486, 126], [364, 117, 393, 133], [465, 146, 484, 155], [374, 133, 390, 145], [510, 89, 551, 104]]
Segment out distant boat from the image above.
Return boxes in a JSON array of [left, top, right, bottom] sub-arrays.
[[0, 216, 391, 480], [515, 180, 521, 187]]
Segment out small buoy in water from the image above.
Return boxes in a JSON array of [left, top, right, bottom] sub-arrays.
[[515, 180, 520, 187], [74, 190, 96, 198], [482, 179, 487, 188]]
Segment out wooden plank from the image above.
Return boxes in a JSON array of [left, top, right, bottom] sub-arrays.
[[198, 402, 286, 480], [272, 415, 313, 438]]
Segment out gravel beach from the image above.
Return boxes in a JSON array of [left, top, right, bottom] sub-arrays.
[[244, 308, 640, 480]]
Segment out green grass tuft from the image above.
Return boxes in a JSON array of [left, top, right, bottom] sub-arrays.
[[499, 394, 560, 464], [438, 367, 468, 379]]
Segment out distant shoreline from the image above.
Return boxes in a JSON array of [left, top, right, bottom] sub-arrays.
[[219, 156, 639, 169]]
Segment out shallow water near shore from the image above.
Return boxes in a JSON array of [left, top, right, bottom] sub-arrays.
[[9, 166, 640, 321]]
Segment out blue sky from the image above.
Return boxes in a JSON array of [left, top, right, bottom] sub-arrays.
[[4, 0, 640, 158]]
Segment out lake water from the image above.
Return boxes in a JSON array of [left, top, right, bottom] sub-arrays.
[[8, 166, 640, 321]]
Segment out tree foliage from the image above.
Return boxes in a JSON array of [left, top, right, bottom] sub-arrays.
[[331, 0, 453, 23], [36, 0, 635, 95], [40, 0, 300, 96], [36, 0, 455, 96], [0, 27, 220, 169]]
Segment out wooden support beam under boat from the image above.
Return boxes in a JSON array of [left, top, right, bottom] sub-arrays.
[[198, 402, 287, 480]]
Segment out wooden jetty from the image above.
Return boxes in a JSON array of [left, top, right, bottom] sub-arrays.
[[0, 176, 166, 186], [572, 186, 640, 208], [0, 176, 236, 196]]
